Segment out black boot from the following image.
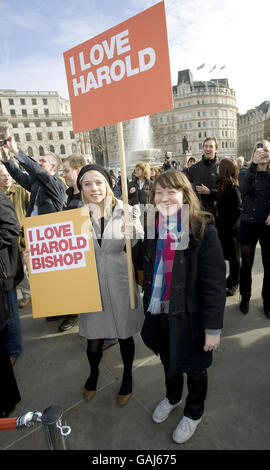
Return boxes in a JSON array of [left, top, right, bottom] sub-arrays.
[[226, 282, 239, 297], [240, 296, 250, 314], [264, 303, 270, 319]]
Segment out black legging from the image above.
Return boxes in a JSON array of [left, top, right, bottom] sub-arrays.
[[85, 337, 135, 394], [239, 221, 270, 305]]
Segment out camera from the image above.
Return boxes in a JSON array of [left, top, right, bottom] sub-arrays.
[[257, 143, 263, 149], [0, 139, 7, 147]]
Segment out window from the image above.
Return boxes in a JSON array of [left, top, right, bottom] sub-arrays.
[[20, 98, 25, 105], [44, 109, 49, 116], [43, 98, 48, 105], [9, 98, 14, 105], [60, 144, 65, 155], [35, 121, 40, 127], [57, 122, 62, 127], [48, 132, 53, 140], [46, 121, 51, 127], [33, 109, 38, 117], [197, 112, 200, 117], [39, 146, 44, 156], [198, 132, 202, 138], [22, 109, 27, 116], [70, 131, 75, 139], [72, 143, 77, 153], [49, 145, 55, 153], [24, 122, 29, 128], [10, 109, 16, 116], [25, 133, 31, 141], [37, 132, 42, 141], [12, 123, 18, 128], [32, 98, 37, 105], [28, 147, 33, 157], [198, 122, 201, 128], [14, 134, 20, 142], [58, 131, 64, 140]]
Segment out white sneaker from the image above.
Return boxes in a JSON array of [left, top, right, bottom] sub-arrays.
[[152, 397, 182, 423], [172, 416, 202, 444]]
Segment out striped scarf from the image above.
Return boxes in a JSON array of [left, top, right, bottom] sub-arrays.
[[148, 211, 181, 314]]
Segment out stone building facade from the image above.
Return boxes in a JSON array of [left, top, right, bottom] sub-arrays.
[[103, 69, 238, 170], [0, 89, 92, 162], [237, 101, 270, 160]]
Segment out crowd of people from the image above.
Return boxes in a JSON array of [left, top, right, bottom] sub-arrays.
[[0, 134, 269, 445]]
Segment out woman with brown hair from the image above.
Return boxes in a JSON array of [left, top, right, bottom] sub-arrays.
[[150, 167, 161, 182], [238, 140, 270, 316], [216, 158, 242, 296], [140, 170, 226, 444]]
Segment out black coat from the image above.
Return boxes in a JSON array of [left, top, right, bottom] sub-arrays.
[[216, 184, 242, 259], [0, 192, 23, 293], [241, 163, 270, 224], [188, 156, 219, 214], [4, 150, 67, 216], [65, 187, 83, 210], [141, 218, 226, 375], [0, 192, 22, 331], [128, 178, 153, 206]]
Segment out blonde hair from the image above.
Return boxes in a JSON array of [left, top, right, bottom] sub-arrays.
[[136, 161, 151, 180], [151, 169, 210, 239], [81, 170, 117, 218], [252, 140, 270, 173], [150, 167, 161, 178]]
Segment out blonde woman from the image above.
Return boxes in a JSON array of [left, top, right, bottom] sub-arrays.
[[76, 164, 144, 406], [128, 161, 152, 206], [239, 140, 270, 316], [141, 170, 226, 443]]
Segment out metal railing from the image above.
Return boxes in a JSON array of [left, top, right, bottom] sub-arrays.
[[0, 405, 71, 450]]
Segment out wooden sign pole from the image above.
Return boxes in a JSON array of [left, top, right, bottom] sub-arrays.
[[116, 121, 135, 309]]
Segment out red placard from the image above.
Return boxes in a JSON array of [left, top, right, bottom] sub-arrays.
[[63, 1, 173, 133]]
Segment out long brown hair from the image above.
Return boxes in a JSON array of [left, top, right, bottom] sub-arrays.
[[218, 158, 239, 192], [151, 170, 210, 239]]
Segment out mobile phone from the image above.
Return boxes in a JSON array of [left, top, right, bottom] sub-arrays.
[[257, 143, 263, 149], [0, 139, 7, 147], [195, 182, 202, 186]]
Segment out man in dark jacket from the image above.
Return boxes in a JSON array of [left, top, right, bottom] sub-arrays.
[[58, 154, 86, 332], [188, 137, 219, 215], [0, 191, 21, 415], [1, 136, 67, 323], [1, 137, 66, 217], [0, 191, 24, 365], [236, 156, 248, 194]]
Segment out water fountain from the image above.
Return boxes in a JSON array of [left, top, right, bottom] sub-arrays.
[[126, 116, 163, 173]]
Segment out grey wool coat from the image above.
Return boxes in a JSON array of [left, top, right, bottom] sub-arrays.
[[79, 200, 145, 340]]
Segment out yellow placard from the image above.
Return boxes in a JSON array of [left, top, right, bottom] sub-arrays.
[[24, 207, 102, 318]]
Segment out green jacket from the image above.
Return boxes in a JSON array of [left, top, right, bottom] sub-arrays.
[[5, 183, 30, 251]]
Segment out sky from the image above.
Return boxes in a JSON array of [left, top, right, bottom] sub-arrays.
[[0, 0, 269, 114]]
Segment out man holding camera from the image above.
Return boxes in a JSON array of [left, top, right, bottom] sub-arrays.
[[0, 136, 66, 218], [1, 136, 67, 322]]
